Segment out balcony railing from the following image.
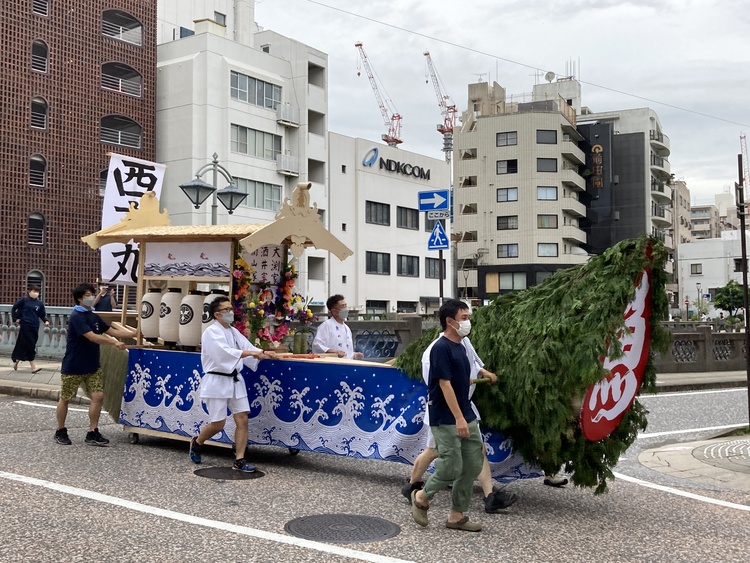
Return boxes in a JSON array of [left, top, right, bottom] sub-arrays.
[[102, 20, 143, 46], [100, 126, 142, 148], [32, 0, 49, 16], [29, 170, 45, 187], [650, 153, 665, 168], [31, 54, 48, 72], [276, 104, 300, 127], [276, 154, 299, 176], [30, 111, 47, 129], [651, 180, 665, 193], [101, 73, 142, 97], [28, 227, 45, 245]]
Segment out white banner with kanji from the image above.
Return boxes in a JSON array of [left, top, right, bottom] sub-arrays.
[[101, 154, 166, 285]]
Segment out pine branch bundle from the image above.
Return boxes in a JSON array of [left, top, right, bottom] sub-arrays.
[[394, 236, 670, 493], [101, 346, 130, 424]]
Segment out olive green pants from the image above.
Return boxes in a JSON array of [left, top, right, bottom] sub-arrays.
[[422, 419, 484, 513]]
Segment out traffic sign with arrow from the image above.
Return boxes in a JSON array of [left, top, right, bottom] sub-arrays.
[[418, 190, 449, 211]]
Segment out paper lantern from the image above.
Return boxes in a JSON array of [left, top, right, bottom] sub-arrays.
[[179, 290, 205, 351], [159, 288, 182, 346], [140, 288, 162, 343]]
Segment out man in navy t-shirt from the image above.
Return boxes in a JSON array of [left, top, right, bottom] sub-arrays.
[[54, 283, 134, 447], [410, 299, 485, 532]]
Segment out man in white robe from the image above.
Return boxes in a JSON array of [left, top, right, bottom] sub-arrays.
[[189, 296, 275, 472], [312, 294, 363, 360]]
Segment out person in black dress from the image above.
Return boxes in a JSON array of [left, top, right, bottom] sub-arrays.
[[11, 285, 50, 373]]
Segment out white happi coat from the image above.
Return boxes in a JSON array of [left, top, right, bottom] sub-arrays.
[[312, 317, 356, 359], [199, 321, 261, 399], [421, 334, 484, 426]]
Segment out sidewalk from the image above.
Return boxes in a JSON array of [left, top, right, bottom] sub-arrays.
[[2, 352, 748, 491]]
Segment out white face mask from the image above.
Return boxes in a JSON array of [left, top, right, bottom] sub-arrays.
[[338, 308, 349, 321], [454, 319, 471, 338], [220, 311, 235, 324], [81, 295, 95, 308]]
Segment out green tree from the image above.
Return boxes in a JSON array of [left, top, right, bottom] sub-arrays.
[[713, 280, 743, 317]]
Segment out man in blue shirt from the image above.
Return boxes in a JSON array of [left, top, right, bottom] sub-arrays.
[[54, 283, 134, 446], [410, 299, 485, 532]]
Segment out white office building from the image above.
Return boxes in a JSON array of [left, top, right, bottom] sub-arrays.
[[328, 134, 452, 316], [156, 1, 329, 300]]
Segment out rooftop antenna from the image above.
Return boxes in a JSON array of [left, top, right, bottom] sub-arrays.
[[544, 71, 555, 83], [473, 73, 487, 83]]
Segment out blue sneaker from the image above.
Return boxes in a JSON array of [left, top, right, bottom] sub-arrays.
[[189, 437, 202, 464], [232, 458, 256, 473]]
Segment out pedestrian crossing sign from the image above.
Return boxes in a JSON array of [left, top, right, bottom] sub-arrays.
[[428, 221, 449, 250]]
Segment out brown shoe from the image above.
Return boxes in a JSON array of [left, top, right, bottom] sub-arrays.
[[410, 489, 429, 527], [446, 516, 482, 532]]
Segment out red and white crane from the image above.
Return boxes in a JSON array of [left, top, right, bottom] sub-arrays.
[[424, 51, 457, 162], [355, 41, 402, 147]]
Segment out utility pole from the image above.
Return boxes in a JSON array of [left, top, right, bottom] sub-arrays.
[[735, 148, 750, 425]]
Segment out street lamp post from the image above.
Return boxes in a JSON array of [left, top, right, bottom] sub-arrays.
[[696, 282, 702, 319], [179, 153, 247, 224]]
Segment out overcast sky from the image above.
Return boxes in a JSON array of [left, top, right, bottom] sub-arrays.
[[255, 0, 749, 205]]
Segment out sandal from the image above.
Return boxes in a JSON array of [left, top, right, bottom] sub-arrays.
[[410, 489, 429, 527], [13, 361, 18, 371], [445, 516, 482, 532]]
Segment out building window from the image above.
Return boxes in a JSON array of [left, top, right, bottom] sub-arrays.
[[397, 255, 419, 277], [99, 170, 108, 196], [397, 301, 418, 313], [214, 11, 226, 25], [538, 243, 559, 257], [31, 40, 48, 73], [101, 62, 142, 97], [100, 115, 142, 148], [460, 148, 477, 160], [536, 130, 557, 144], [537, 186, 558, 200], [366, 300, 388, 315], [366, 251, 390, 275], [230, 71, 282, 109], [26, 270, 45, 296], [261, 44, 270, 53], [342, 275, 347, 283], [537, 158, 558, 172], [230, 124, 281, 160], [537, 214, 558, 229], [497, 187, 518, 202], [234, 177, 282, 211], [28, 213, 45, 245], [30, 97, 48, 129], [497, 215, 518, 230], [425, 217, 438, 232], [397, 206, 419, 230], [425, 257, 446, 279], [29, 155, 46, 188], [500, 272, 526, 290], [308, 256, 325, 280], [496, 131, 518, 146], [497, 159, 518, 174], [366, 201, 390, 226], [497, 244, 519, 258], [179, 26, 194, 38], [690, 263, 702, 275], [102, 10, 143, 46], [342, 165, 346, 173], [32, 0, 49, 16], [734, 259, 744, 273], [536, 271, 553, 284]]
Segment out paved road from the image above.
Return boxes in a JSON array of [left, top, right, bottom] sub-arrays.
[[1, 388, 750, 562]]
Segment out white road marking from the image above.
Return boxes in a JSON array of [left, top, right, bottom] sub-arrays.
[[14, 400, 87, 412], [0, 471, 413, 563], [641, 388, 747, 399], [638, 423, 747, 439], [613, 471, 750, 512]]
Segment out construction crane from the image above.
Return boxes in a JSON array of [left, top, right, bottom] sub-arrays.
[[424, 51, 457, 162], [355, 42, 402, 147], [741, 134, 749, 188]]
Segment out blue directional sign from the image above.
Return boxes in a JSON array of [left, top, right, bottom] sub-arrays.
[[418, 189, 450, 211], [428, 220, 449, 250]]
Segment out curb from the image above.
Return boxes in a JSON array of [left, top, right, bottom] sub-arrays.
[[0, 382, 91, 405], [653, 380, 748, 393]]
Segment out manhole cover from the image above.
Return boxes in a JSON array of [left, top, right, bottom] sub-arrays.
[[194, 467, 265, 480], [695, 439, 750, 475], [284, 514, 400, 543]]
